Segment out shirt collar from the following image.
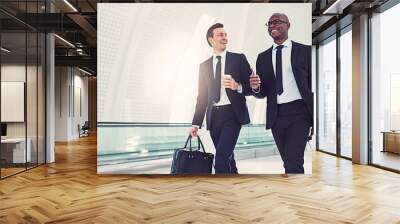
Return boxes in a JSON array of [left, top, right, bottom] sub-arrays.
[[213, 50, 227, 60], [273, 39, 292, 50]]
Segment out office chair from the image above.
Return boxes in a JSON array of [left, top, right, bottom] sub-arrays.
[[79, 121, 90, 138]]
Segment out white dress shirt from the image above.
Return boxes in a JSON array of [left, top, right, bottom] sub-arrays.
[[212, 50, 231, 106], [192, 50, 242, 129], [272, 39, 302, 104]]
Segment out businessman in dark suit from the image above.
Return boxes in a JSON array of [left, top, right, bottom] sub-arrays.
[[248, 13, 313, 173], [190, 23, 253, 174]]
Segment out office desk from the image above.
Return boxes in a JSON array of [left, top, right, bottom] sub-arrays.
[[1, 138, 31, 163], [382, 131, 400, 154]]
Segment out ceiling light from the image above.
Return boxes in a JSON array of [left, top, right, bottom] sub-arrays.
[[1, 47, 11, 53], [63, 0, 78, 12], [323, 0, 354, 15], [78, 67, 92, 76], [54, 34, 75, 48]]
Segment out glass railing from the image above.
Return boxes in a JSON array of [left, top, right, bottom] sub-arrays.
[[97, 123, 276, 167]]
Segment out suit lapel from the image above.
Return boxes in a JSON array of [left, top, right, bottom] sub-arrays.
[[224, 52, 231, 96], [291, 41, 299, 80], [205, 56, 214, 82], [266, 47, 275, 83], [203, 56, 214, 103], [225, 51, 231, 75]]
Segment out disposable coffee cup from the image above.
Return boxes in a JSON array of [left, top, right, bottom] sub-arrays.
[[223, 74, 232, 88]]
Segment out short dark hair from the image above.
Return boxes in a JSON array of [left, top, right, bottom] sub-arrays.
[[269, 13, 290, 23], [206, 23, 224, 47]]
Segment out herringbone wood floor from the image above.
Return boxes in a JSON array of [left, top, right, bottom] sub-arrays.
[[1, 135, 400, 224]]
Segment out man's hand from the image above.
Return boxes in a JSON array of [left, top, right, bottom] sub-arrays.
[[190, 126, 199, 137], [223, 74, 239, 90], [249, 71, 261, 90]]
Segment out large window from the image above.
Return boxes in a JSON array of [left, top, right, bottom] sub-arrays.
[[318, 36, 337, 154], [339, 27, 352, 158], [370, 3, 400, 171], [317, 26, 353, 159]]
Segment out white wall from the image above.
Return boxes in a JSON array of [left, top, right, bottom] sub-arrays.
[[55, 66, 68, 141], [55, 67, 89, 141], [72, 73, 89, 138]]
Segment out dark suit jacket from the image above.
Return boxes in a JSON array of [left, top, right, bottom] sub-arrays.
[[249, 41, 313, 129], [192, 51, 252, 130]]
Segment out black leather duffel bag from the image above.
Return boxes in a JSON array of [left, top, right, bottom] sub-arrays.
[[170, 135, 214, 174]]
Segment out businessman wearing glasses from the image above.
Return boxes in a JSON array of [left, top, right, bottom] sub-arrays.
[[248, 13, 313, 173]]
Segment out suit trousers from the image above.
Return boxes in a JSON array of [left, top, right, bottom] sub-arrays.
[[209, 104, 241, 174], [271, 99, 312, 174]]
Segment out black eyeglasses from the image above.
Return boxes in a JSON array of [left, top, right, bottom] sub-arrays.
[[265, 19, 288, 27]]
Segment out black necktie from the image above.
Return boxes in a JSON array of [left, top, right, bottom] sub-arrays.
[[275, 45, 284, 95], [214, 55, 222, 103]]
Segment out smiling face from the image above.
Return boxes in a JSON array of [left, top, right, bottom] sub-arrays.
[[267, 14, 290, 44], [208, 27, 228, 53]]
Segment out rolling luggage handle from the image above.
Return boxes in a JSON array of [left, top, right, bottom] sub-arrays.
[[184, 135, 206, 153]]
